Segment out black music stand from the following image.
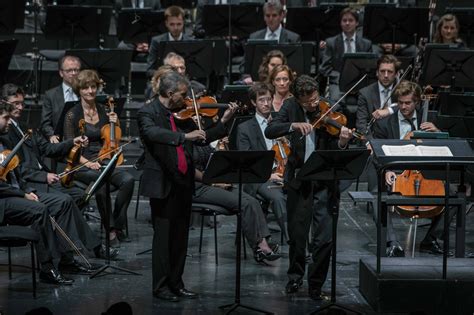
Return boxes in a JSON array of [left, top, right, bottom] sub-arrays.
[[0, 39, 18, 86], [244, 43, 314, 79], [438, 92, 474, 116], [363, 6, 429, 51], [66, 49, 133, 95], [219, 85, 252, 114], [0, 1, 26, 34], [160, 0, 195, 9], [89, 149, 141, 278], [43, 5, 113, 48], [419, 49, 474, 89], [116, 9, 166, 44], [297, 149, 370, 315], [203, 150, 275, 315], [339, 53, 378, 93]]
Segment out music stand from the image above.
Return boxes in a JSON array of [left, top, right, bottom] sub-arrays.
[[66, 49, 133, 95], [160, 0, 195, 9], [297, 149, 370, 315], [339, 53, 378, 93], [0, 0, 26, 34], [43, 5, 113, 48], [203, 150, 275, 315], [89, 149, 141, 278], [219, 85, 252, 113], [0, 39, 18, 86], [116, 9, 166, 44], [363, 6, 429, 51], [420, 49, 474, 88], [438, 92, 474, 116]]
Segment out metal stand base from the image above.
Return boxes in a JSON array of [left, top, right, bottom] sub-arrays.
[[312, 303, 362, 315], [90, 264, 140, 279], [219, 303, 273, 315]]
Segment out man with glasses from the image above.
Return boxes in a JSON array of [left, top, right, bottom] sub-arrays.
[[265, 75, 352, 301], [41, 55, 81, 143]]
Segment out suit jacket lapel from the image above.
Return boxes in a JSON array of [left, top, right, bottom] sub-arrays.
[[335, 34, 344, 58], [251, 118, 268, 150], [390, 114, 400, 139]]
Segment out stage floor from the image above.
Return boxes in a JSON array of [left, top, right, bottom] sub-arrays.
[[0, 183, 473, 314]]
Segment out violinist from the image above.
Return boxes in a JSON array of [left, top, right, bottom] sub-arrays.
[[372, 80, 455, 256], [2, 84, 85, 205], [63, 70, 135, 246], [236, 82, 288, 242], [0, 96, 114, 283], [137, 71, 237, 301], [265, 75, 352, 301]]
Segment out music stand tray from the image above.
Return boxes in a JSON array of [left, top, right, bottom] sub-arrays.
[[297, 149, 370, 315], [0, 0, 26, 35], [116, 9, 166, 44], [285, 7, 342, 42], [339, 53, 378, 93], [203, 150, 275, 315]]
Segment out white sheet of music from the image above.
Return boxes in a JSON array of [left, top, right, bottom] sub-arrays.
[[381, 144, 453, 157]]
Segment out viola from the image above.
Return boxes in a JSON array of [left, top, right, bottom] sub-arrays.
[[98, 97, 124, 165], [272, 137, 290, 177], [61, 120, 86, 187], [0, 130, 31, 181]]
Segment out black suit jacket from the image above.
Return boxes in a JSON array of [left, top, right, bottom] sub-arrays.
[[41, 85, 65, 139], [137, 98, 227, 199], [372, 109, 422, 140], [265, 97, 340, 189], [146, 32, 194, 76], [320, 33, 373, 77], [248, 27, 301, 44], [236, 117, 267, 152]]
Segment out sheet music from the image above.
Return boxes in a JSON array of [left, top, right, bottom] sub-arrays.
[[382, 144, 453, 157]]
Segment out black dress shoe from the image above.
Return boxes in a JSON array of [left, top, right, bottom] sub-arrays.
[[420, 240, 453, 256], [309, 288, 329, 301], [59, 260, 101, 274], [386, 244, 405, 257], [268, 242, 280, 253], [466, 252, 474, 258], [172, 288, 199, 299], [94, 244, 119, 260], [254, 248, 281, 263], [40, 268, 74, 285], [285, 279, 303, 294], [116, 230, 131, 243], [153, 288, 180, 302]]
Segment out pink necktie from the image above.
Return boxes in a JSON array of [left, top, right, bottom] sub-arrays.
[[169, 114, 188, 175]]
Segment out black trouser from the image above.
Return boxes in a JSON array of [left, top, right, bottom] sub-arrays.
[[48, 182, 85, 208], [150, 184, 193, 293], [75, 169, 135, 231], [194, 183, 270, 249], [287, 180, 337, 291]]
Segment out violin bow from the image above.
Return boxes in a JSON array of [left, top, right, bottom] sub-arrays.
[[190, 88, 203, 130]]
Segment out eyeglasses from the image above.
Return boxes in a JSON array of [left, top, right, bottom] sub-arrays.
[[61, 68, 80, 74], [300, 97, 320, 107]]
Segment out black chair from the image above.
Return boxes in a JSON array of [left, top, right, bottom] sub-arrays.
[[0, 225, 39, 298]]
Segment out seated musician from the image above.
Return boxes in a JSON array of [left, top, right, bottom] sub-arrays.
[[63, 70, 135, 247], [0, 101, 114, 284], [267, 65, 294, 112], [2, 84, 84, 205], [193, 144, 281, 263], [256, 50, 287, 83], [372, 80, 455, 256], [433, 14, 465, 47], [236, 82, 288, 242]]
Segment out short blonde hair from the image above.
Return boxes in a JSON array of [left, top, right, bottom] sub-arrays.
[[72, 69, 101, 96]]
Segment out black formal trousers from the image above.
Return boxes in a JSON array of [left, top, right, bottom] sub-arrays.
[[150, 181, 193, 293], [287, 180, 337, 291], [194, 183, 270, 249], [75, 169, 135, 231]]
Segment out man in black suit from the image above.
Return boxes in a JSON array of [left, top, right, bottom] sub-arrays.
[[265, 75, 352, 300], [373, 80, 453, 256], [248, 0, 301, 44], [146, 6, 192, 77], [137, 71, 237, 301], [320, 7, 372, 102], [236, 82, 288, 241], [41, 55, 81, 143]]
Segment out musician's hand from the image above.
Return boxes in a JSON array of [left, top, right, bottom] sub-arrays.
[[319, 40, 327, 49], [73, 136, 89, 147], [46, 173, 59, 184], [270, 173, 283, 182], [372, 108, 391, 120], [385, 171, 397, 186], [220, 102, 239, 124], [49, 135, 60, 143], [136, 42, 149, 52], [107, 112, 118, 124], [86, 161, 101, 170], [24, 192, 39, 202], [420, 122, 439, 132], [291, 122, 313, 135], [338, 126, 352, 148], [185, 130, 206, 142]]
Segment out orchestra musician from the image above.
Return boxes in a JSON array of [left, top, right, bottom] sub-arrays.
[[236, 82, 288, 242], [257, 50, 287, 83], [372, 80, 455, 256], [267, 64, 295, 112], [137, 71, 237, 301], [265, 75, 352, 300], [433, 13, 465, 46], [63, 70, 135, 247]]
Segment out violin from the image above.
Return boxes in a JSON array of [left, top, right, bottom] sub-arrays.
[[0, 130, 31, 181], [272, 137, 290, 177], [98, 97, 124, 165], [173, 95, 230, 121], [61, 120, 85, 187]]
